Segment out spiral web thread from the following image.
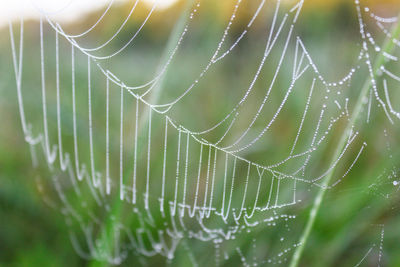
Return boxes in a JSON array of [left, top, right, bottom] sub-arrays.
[[8, 0, 400, 265]]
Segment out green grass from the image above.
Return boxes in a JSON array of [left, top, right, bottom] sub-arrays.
[[289, 14, 400, 267], [1, 3, 400, 267]]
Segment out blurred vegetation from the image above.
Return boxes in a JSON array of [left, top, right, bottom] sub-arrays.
[[1, 1, 400, 267]]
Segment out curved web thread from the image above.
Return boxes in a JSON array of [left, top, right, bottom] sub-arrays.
[[47, 0, 201, 92], [8, 0, 400, 265]]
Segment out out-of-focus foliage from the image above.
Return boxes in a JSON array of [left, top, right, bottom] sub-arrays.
[[1, 1, 400, 267]]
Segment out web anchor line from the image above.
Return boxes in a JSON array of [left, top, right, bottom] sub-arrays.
[[8, 0, 400, 263]]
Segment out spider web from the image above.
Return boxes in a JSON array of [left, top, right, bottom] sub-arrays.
[[7, 0, 400, 265]]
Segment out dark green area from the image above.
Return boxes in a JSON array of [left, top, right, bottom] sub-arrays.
[[1, 3, 400, 267]]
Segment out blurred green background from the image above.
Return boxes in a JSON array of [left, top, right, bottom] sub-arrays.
[[1, 0, 400, 266]]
